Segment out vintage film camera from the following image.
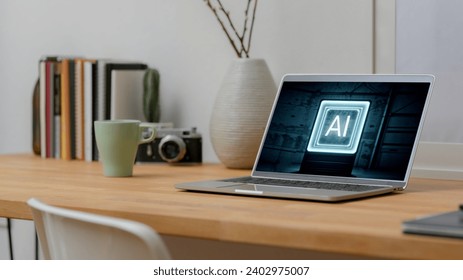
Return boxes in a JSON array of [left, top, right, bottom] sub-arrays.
[[137, 126, 202, 164]]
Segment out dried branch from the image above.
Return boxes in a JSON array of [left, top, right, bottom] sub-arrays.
[[204, 0, 258, 58], [216, 0, 245, 51], [204, 0, 241, 57], [246, 0, 258, 57], [240, 0, 252, 57]]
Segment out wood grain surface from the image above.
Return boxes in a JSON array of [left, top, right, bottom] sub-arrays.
[[1, 154, 463, 259]]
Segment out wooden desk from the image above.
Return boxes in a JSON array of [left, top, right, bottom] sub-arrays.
[[1, 154, 463, 259]]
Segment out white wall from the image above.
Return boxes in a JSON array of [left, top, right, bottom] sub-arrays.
[[397, 0, 463, 144], [396, 0, 463, 179], [0, 0, 376, 162]]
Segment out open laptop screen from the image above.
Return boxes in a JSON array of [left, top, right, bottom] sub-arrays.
[[255, 79, 432, 181]]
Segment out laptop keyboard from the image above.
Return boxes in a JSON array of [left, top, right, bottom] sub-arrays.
[[222, 177, 387, 192]]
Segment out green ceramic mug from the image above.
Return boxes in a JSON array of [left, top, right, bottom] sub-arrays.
[[94, 120, 157, 177]]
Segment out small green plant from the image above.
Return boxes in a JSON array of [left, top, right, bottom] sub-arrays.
[[143, 68, 160, 122]]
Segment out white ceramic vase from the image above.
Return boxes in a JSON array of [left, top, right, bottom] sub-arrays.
[[210, 58, 277, 169]]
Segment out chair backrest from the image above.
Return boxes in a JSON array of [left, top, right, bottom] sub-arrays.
[[27, 198, 171, 260]]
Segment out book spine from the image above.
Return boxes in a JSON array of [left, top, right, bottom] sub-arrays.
[[69, 60, 76, 160], [60, 59, 72, 160], [32, 78, 41, 155], [97, 61, 106, 120], [53, 61, 61, 159], [46, 62, 54, 158], [92, 63, 99, 161], [39, 61, 46, 158], [84, 61, 94, 162], [75, 59, 84, 160]]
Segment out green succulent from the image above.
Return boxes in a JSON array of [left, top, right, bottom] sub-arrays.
[[143, 68, 160, 122]]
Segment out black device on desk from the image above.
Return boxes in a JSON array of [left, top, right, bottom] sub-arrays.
[[402, 205, 463, 239], [137, 127, 202, 164]]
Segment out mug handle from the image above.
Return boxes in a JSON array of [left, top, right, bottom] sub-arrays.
[[138, 123, 157, 145]]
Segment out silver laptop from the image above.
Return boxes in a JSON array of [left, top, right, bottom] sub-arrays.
[[176, 74, 435, 201]]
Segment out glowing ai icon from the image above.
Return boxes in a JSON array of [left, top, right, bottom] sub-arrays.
[[307, 100, 370, 154]]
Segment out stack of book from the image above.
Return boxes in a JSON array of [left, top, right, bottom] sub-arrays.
[[38, 56, 149, 161]]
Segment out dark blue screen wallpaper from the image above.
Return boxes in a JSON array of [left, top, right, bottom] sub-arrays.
[[255, 81, 430, 180]]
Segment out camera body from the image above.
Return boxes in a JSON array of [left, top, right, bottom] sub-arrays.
[[137, 127, 202, 164]]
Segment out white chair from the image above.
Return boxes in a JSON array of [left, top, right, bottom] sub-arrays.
[[27, 198, 171, 260]]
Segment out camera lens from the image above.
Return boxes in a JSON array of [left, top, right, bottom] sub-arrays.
[[158, 135, 186, 163], [161, 142, 180, 159]]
